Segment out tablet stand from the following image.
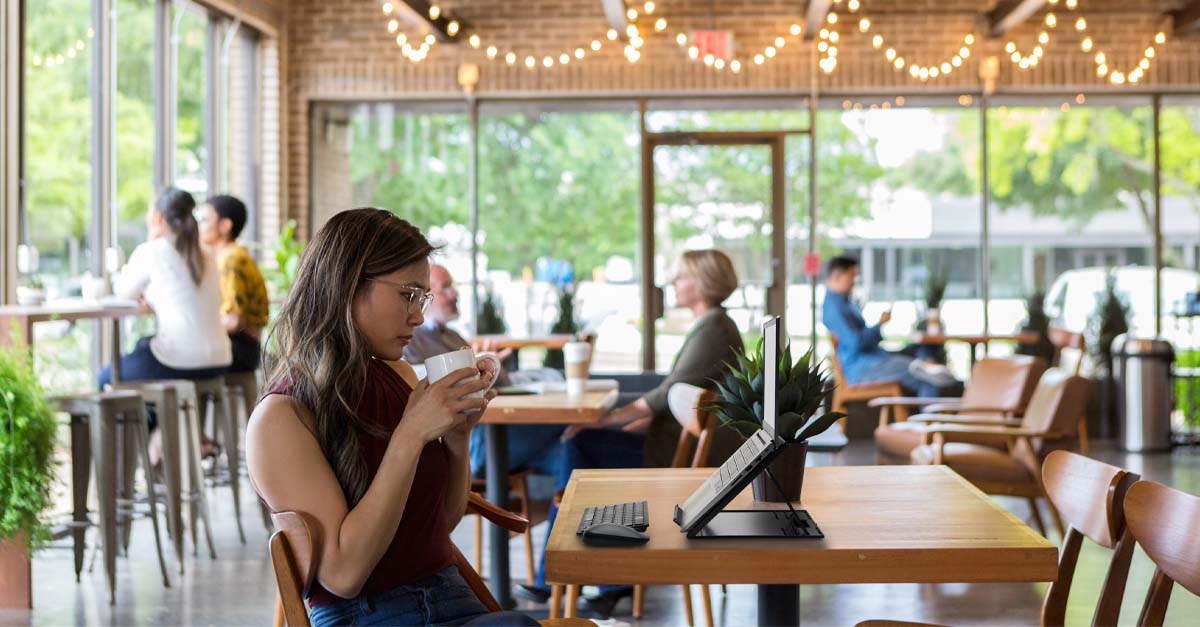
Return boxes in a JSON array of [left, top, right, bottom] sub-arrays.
[[689, 467, 824, 539]]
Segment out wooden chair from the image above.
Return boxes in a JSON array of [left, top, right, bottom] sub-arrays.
[[269, 493, 592, 627], [550, 383, 718, 626], [1123, 480, 1200, 626], [1048, 327, 1090, 452], [908, 368, 1091, 537], [857, 450, 1139, 627], [870, 356, 1046, 464], [469, 470, 540, 585], [828, 334, 905, 430]]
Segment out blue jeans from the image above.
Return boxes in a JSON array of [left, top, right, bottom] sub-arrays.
[[308, 566, 538, 627], [469, 424, 565, 478], [534, 429, 645, 590], [858, 351, 958, 398], [97, 336, 229, 429]]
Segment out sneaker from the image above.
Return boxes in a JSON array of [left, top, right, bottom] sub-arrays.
[[514, 584, 551, 604], [581, 586, 634, 618]]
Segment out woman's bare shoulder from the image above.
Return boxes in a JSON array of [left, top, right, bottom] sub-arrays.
[[383, 359, 421, 389], [249, 393, 318, 440]]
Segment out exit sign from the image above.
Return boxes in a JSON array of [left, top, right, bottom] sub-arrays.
[[691, 30, 733, 60]]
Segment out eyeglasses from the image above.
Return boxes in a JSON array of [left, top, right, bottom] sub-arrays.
[[368, 278, 434, 314]]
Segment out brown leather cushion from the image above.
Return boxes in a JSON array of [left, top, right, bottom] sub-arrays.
[[874, 423, 926, 461], [910, 442, 1033, 485]]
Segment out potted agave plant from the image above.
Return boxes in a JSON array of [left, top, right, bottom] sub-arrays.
[[708, 339, 843, 503], [0, 335, 59, 608]]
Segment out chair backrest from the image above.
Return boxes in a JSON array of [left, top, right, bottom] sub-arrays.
[[959, 356, 1048, 415], [1048, 327, 1086, 376], [827, 334, 849, 388], [667, 383, 719, 469], [1012, 369, 1090, 471], [269, 511, 320, 627], [1124, 480, 1200, 626], [1040, 451, 1140, 626]]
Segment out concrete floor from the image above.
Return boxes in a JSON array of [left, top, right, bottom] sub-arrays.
[[2, 440, 1198, 626]]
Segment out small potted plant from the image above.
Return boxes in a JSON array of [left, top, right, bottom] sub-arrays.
[[1016, 289, 1055, 363], [0, 333, 59, 608], [708, 340, 843, 503], [544, 284, 581, 370], [15, 275, 46, 306], [476, 285, 507, 336], [1085, 271, 1131, 437], [919, 260, 949, 336]]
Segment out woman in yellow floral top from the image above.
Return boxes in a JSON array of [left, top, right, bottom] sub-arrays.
[[198, 195, 269, 373]]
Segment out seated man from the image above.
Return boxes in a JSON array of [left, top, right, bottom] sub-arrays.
[[822, 255, 959, 397], [198, 194, 269, 374], [402, 264, 563, 480]]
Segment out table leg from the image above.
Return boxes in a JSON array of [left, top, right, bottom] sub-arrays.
[[109, 319, 122, 384], [758, 584, 800, 626], [484, 423, 514, 609]]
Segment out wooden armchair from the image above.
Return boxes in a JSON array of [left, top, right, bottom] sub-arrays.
[[269, 494, 592, 627], [1048, 327, 1090, 452], [1124, 480, 1200, 626], [828, 334, 905, 430], [908, 368, 1091, 537], [871, 356, 1046, 464]]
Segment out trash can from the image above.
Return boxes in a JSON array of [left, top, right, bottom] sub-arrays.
[[1113, 335, 1175, 452]]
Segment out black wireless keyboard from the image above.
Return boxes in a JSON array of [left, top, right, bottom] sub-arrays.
[[576, 500, 649, 535]]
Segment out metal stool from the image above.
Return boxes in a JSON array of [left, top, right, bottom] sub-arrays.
[[224, 370, 270, 530], [53, 390, 171, 604], [111, 380, 217, 569], [193, 377, 246, 543]]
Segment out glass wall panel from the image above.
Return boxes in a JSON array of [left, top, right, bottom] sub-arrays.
[[987, 97, 1158, 368], [115, 0, 155, 260], [1161, 96, 1200, 435], [174, 1, 209, 196], [22, 0, 96, 392], [817, 100, 983, 377], [479, 103, 641, 372]]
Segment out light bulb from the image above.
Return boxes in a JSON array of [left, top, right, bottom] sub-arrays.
[[1139, 58, 1150, 70], [819, 28, 829, 40], [676, 33, 687, 46], [817, 41, 828, 52], [941, 62, 951, 73], [504, 51, 515, 63], [1145, 47, 1155, 58], [395, 34, 407, 46], [429, 4, 440, 20], [872, 34, 883, 49], [829, 31, 839, 43], [930, 66, 940, 77], [848, 0, 860, 10], [790, 24, 802, 36], [382, 2, 393, 15], [895, 57, 905, 70], [1075, 18, 1086, 31], [703, 53, 714, 66], [753, 54, 765, 65], [630, 36, 643, 48], [591, 40, 602, 51], [909, 65, 920, 77], [626, 8, 638, 20], [607, 29, 618, 40], [730, 60, 741, 72], [827, 13, 838, 24], [468, 34, 480, 48], [644, 1, 656, 14], [1155, 32, 1166, 44], [1045, 13, 1057, 27], [1095, 52, 1106, 64], [828, 46, 838, 57], [560, 53, 570, 64], [964, 34, 975, 45], [688, 46, 699, 60], [542, 56, 553, 68], [488, 46, 499, 59], [425, 33, 436, 45], [859, 18, 870, 32], [525, 55, 535, 68], [655, 18, 667, 31], [1081, 37, 1093, 51], [1011, 51, 1022, 62], [626, 25, 639, 38], [714, 58, 725, 70], [387, 19, 399, 33], [1066, 0, 1078, 8], [1096, 63, 1108, 76], [1033, 45, 1044, 57], [575, 48, 585, 59], [1110, 71, 1125, 84], [447, 21, 459, 36], [951, 55, 962, 67], [1038, 32, 1049, 44], [885, 48, 896, 61], [775, 37, 786, 48], [1005, 42, 1016, 53]]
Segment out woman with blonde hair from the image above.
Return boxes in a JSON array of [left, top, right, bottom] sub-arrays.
[[247, 209, 537, 627], [518, 249, 745, 612]]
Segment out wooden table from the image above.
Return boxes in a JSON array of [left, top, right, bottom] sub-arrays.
[[912, 332, 1041, 369], [475, 334, 577, 350], [547, 466, 1058, 625], [477, 387, 619, 608], [0, 302, 140, 383]]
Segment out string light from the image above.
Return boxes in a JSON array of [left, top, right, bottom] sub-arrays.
[[31, 30, 91, 70], [846, 2, 976, 81]]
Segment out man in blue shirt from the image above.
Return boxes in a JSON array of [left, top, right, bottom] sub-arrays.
[[822, 256, 958, 397]]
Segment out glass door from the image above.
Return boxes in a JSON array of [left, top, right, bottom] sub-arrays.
[[644, 133, 787, 372]]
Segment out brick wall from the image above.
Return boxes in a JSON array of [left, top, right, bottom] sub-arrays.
[[282, 0, 1200, 237]]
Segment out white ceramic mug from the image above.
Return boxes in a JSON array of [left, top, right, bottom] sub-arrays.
[[563, 341, 592, 398], [424, 348, 502, 401]]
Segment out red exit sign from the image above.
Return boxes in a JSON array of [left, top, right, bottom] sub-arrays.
[[691, 30, 733, 60]]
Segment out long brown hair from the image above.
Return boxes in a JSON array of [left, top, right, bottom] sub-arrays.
[[266, 209, 435, 506], [156, 187, 205, 285]]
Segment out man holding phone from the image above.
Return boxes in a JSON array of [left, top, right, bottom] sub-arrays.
[[822, 256, 959, 397]]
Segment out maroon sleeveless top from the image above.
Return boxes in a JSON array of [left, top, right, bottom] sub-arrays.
[[276, 358, 454, 607]]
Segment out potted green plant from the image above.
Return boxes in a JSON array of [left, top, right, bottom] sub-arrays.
[[919, 259, 949, 335], [708, 340, 843, 503], [15, 275, 46, 306], [1085, 271, 1131, 438], [0, 334, 59, 608], [544, 284, 581, 370], [1016, 289, 1056, 363], [476, 285, 507, 335]]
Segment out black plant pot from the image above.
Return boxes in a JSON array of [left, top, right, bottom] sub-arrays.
[[752, 441, 808, 503]]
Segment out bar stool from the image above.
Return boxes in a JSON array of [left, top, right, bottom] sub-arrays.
[[53, 390, 171, 604], [111, 380, 217, 569], [224, 369, 270, 530], [193, 377, 246, 543]]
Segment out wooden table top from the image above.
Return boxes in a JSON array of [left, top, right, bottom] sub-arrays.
[[481, 388, 618, 425], [546, 466, 1058, 586], [0, 301, 140, 323], [475, 334, 577, 350], [913, 332, 1040, 345]]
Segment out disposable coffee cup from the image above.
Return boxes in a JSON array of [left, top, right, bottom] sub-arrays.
[[424, 348, 501, 408], [563, 341, 592, 398]]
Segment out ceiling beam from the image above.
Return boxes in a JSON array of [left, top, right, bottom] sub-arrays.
[[804, 0, 833, 41], [600, 0, 628, 35], [986, 0, 1047, 37], [395, 0, 464, 42], [1172, 0, 1200, 36]]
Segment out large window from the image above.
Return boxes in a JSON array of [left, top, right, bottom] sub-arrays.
[[987, 98, 1158, 358], [174, 0, 209, 196], [817, 101, 983, 375], [115, 0, 155, 257], [479, 104, 641, 372]]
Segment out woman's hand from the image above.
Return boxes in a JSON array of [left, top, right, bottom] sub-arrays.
[[442, 387, 496, 459], [396, 367, 492, 445]]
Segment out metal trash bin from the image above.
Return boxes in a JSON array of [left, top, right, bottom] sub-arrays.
[[1113, 335, 1175, 452]]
